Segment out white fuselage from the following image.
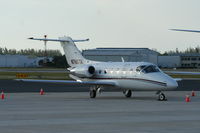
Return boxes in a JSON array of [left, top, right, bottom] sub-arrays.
[[70, 62, 178, 91]]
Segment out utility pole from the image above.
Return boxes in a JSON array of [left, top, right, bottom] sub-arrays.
[[44, 35, 48, 64]]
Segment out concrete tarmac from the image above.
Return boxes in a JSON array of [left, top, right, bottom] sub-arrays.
[[0, 91, 200, 133], [0, 79, 200, 92]]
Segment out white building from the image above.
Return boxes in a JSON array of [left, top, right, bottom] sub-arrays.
[[0, 55, 45, 67], [82, 48, 159, 64], [171, 54, 200, 68]]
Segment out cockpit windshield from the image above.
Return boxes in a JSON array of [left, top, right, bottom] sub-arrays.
[[142, 65, 160, 73], [136, 65, 160, 73], [136, 65, 146, 72]]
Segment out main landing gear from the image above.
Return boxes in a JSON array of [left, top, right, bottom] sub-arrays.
[[123, 89, 132, 98], [90, 86, 102, 98], [90, 89, 96, 98], [156, 91, 167, 101]]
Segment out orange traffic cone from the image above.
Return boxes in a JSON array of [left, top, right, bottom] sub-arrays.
[[185, 95, 190, 102], [191, 90, 195, 97], [40, 88, 44, 95], [1, 91, 5, 100]]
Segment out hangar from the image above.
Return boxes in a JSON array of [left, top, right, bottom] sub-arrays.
[[82, 48, 159, 65], [158, 56, 181, 68]]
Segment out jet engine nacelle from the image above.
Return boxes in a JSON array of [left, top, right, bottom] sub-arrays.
[[70, 65, 95, 78]]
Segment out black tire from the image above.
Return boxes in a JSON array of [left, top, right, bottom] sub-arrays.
[[158, 93, 165, 101], [125, 90, 132, 98], [123, 90, 126, 94], [90, 90, 96, 98]]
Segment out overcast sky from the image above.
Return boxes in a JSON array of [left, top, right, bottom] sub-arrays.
[[0, 0, 200, 53]]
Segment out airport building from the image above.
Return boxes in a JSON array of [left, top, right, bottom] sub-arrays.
[[170, 53, 200, 68], [82, 48, 159, 65], [0, 55, 47, 67]]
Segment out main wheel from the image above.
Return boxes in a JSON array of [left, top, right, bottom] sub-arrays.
[[124, 90, 132, 98], [90, 89, 96, 98], [158, 93, 166, 101]]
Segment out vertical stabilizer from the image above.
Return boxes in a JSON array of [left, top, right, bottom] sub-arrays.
[[59, 36, 89, 67]]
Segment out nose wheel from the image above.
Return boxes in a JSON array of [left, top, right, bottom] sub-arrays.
[[123, 89, 132, 98], [157, 91, 167, 101]]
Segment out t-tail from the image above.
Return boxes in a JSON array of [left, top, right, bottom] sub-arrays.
[[28, 36, 96, 67]]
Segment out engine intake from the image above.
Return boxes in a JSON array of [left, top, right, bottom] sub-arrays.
[[70, 65, 96, 78], [88, 66, 95, 74]]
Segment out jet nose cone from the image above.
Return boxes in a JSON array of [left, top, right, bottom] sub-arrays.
[[167, 79, 178, 90]]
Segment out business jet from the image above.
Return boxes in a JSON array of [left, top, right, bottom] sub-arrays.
[[18, 36, 178, 101]]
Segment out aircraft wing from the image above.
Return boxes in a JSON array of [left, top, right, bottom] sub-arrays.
[[173, 78, 182, 81], [170, 29, 200, 33], [15, 79, 117, 86], [165, 71, 200, 75], [165, 71, 200, 81]]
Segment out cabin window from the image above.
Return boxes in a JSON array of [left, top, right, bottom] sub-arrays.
[[99, 70, 102, 74], [104, 70, 107, 74]]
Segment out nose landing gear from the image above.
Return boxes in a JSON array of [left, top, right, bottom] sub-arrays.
[[156, 91, 167, 101], [123, 89, 132, 98]]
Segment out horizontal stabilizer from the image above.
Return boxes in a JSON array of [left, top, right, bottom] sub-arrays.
[[28, 37, 89, 42]]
